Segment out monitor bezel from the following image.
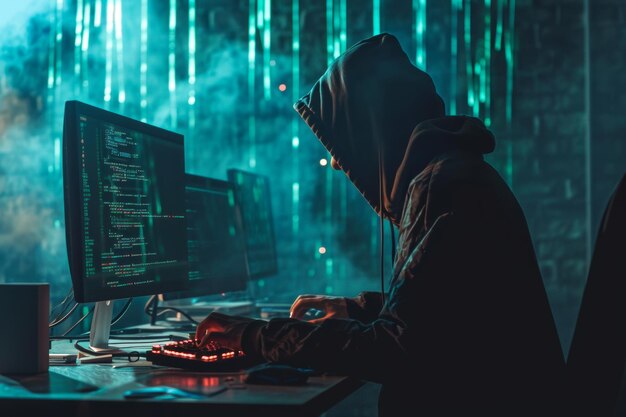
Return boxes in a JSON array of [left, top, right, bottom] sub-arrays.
[[63, 100, 188, 303], [227, 169, 279, 279], [161, 174, 250, 301]]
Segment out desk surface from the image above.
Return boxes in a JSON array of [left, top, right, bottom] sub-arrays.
[[0, 339, 363, 417]]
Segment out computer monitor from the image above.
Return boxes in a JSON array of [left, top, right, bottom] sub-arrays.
[[63, 100, 188, 351], [227, 169, 278, 279], [162, 174, 249, 301]]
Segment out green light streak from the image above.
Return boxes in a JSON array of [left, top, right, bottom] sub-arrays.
[[169, 0, 177, 127], [292, 0, 300, 234], [55, 0, 63, 87], [140, 0, 148, 121], [74, 0, 83, 94], [115, 0, 125, 107], [450, 0, 459, 115], [249, 0, 256, 168], [333, 0, 340, 58], [484, 0, 491, 126], [495, 0, 504, 51], [188, 0, 196, 129], [413, 0, 426, 70], [372, 0, 380, 35], [94, 0, 102, 27], [325, 258, 333, 278], [54, 138, 61, 171], [292, 182, 300, 233], [81, 1, 91, 90], [506, 0, 515, 125], [104, 0, 114, 105], [464, 0, 474, 110], [263, 0, 271, 100], [340, 0, 347, 52], [315, 239, 322, 260], [47, 0, 55, 96], [326, 0, 333, 65]]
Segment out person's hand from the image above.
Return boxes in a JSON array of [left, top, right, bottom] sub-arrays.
[[195, 312, 256, 350], [289, 294, 349, 324]]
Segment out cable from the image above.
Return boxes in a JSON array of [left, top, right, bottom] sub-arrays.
[[61, 306, 94, 336], [111, 298, 133, 326], [144, 295, 199, 325], [49, 288, 74, 319], [49, 302, 79, 328]]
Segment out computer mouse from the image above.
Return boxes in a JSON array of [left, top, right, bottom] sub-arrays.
[[245, 363, 314, 386]]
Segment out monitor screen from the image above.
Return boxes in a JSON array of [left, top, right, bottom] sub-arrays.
[[227, 169, 278, 279], [163, 175, 249, 300], [63, 101, 188, 303]]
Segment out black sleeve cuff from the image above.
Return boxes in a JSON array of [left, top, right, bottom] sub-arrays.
[[241, 320, 267, 362]]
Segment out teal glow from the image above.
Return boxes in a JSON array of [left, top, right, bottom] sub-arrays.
[[413, 0, 426, 70], [292, 0, 300, 234], [292, 182, 300, 233], [325, 258, 333, 277], [168, 0, 177, 126], [55, 0, 63, 87], [263, 0, 271, 100], [464, 0, 474, 109], [372, 0, 380, 35], [81, 1, 91, 89], [47, 0, 55, 93], [450, 0, 459, 115], [340, 0, 347, 52], [94, 0, 102, 27], [54, 138, 61, 172], [248, 0, 256, 168], [104, 0, 114, 104], [326, 0, 333, 64], [484, 0, 491, 126], [333, 0, 340, 58], [74, 0, 83, 89], [506, 0, 515, 125], [188, 0, 196, 129], [115, 0, 125, 107], [140, 0, 148, 121], [495, 0, 504, 51]]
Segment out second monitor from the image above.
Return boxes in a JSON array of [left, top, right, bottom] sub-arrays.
[[163, 174, 249, 302]]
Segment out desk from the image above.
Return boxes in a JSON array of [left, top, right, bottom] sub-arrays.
[[0, 339, 364, 417]]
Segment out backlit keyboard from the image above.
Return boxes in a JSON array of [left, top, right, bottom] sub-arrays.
[[146, 339, 253, 372]]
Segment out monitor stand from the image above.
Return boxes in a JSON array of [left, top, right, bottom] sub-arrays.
[[89, 300, 124, 354]]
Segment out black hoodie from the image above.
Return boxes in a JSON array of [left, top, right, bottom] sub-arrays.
[[242, 34, 565, 416]]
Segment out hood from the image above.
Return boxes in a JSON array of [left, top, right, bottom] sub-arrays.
[[294, 33, 495, 224]]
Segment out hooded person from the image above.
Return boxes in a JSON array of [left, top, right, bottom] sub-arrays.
[[195, 33, 565, 416]]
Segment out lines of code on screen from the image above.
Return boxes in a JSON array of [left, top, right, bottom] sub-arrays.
[[229, 172, 277, 278], [184, 185, 247, 295], [78, 115, 187, 295]]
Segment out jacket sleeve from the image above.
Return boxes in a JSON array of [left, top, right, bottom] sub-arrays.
[[345, 291, 384, 323], [241, 182, 484, 384]]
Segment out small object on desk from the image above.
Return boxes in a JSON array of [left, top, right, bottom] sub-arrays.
[[79, 354, 113, 364], [49, 353, 78, 365], [245, 363, 314, 386], [123, 385, 226, 400]]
